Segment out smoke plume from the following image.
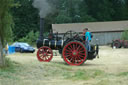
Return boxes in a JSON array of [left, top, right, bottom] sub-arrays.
[[33, 0, 53, 18]]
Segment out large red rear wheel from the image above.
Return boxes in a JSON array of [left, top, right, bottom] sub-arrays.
[[62, 41, 87, 66], [37, 46, 53, 62]]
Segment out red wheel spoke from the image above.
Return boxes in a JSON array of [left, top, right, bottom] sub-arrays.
[[65, 54, 71, 57], [41, 57, 45, 60], [70, 57, 74, 63], [48, 49, 52, 53], [78, 47, 84, 52], [79, 55, 85, 57], [67, 47, 73, 52], [65, 49, 72, 53], [77, 56, 82, 60], [46, 56, 50, 59], [65, 52, 72, 55], [79, 53, 85, 56], [45, 57, 47, 60], [47, 54, 51, 56], [76, 57, 81, 63], [72, 57, 75, 64], [40, 49, 44, 52], [66, 56, 72, 60], [39, 54, 43, 56], [40, 56, 44, 59], [69, 44, 73, 50], [79, 50, 85, 53], [45, 49, 49, 54], [73, 44, 75, 50], [74, 57, 77, 64], [75, 43, 78, 50], [79, 54, 85, 57], [65, 53, 72, 55], [42, 49, 45, 52], [76, 45, 81, 51], [65, 54, 72, 57]]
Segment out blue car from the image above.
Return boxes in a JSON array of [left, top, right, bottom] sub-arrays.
[[11, 42, 35, 53]]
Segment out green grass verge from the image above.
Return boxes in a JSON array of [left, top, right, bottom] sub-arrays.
[[0, 58, 21, 79], [1, 58, 128, 85], [117, 72, 128, 76], [63, 69, 105, 80]]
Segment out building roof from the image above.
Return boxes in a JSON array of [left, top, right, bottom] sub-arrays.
[[52, 21, 128, 33]]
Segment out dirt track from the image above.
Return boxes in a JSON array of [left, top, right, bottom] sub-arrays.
[[4, 46, 128, 85], [53, 46, 128, 73], [9, 46, 128, 73]]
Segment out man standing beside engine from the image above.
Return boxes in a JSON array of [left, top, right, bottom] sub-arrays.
[[83, 28, 92, 51]]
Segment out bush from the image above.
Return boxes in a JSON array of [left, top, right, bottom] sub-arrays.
[[18, 31, 39, 45], [121, 30, 128, 40]]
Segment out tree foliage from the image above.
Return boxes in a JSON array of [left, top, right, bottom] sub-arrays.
[[122, 30, 128, 40], [18, 31, 39, 45], [12, 0, 39, 41], [0, 0, 13, 45], [11, 0, 128, 41]]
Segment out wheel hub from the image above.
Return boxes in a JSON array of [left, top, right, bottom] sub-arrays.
[[73, 52, 76, 55], [72, 51, 78, 56], [43, 53, 47, 56]]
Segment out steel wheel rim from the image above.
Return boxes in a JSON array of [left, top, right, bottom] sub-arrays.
[[63, 42, 87, 66], [37, 46, 53, 62]]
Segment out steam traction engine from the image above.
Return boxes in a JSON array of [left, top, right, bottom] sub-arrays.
[[36, 18, 99, 66]]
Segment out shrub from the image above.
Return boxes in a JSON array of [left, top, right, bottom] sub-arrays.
[[18, 31, 39, 45], [121, 30, 128, 40]]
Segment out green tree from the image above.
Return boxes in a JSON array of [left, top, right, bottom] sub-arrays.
[[18, 31, 39, 45], [85, 0, 114, 21], [110, 0, 127, 20], [124, 0, 128, 19], [78, 0, 96, 22], [0, 0, 13, 66], [11, 0, 128, 42], [122, 30, 128, 40], [12, 0, 39, 41]]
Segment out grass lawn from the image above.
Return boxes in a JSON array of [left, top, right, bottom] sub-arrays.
[[0, 46, 128, 85]]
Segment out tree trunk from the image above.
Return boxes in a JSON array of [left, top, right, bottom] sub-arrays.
[[0, 37, 5, 67]]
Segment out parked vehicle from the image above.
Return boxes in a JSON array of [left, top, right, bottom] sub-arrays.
[[11, 42, 35, 53], [112, 39, 128, 48]]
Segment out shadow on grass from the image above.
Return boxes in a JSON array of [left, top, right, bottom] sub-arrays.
[[82, 63, 104, 66], [51, 61, 103, 67], [51, 61, 66, 65]]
